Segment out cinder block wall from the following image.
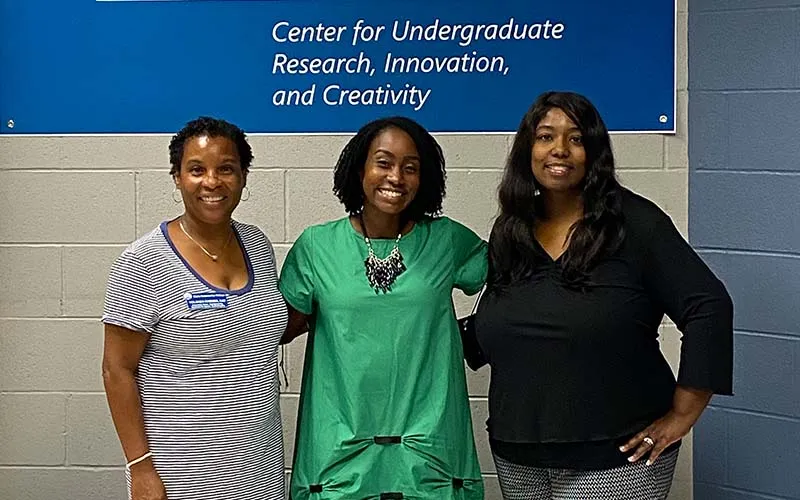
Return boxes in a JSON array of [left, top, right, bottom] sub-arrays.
[[689, 0, 800, 498], [0, 4, 689, 498]]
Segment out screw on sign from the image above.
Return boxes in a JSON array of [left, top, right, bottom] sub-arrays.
[[659, 115, 668, 124], [6, 119, 14, 129]]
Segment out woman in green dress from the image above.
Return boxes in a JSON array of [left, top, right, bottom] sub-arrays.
[[279, 116, 486, 499]]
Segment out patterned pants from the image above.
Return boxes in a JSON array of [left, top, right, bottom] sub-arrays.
[[493, 448, 679, 500]]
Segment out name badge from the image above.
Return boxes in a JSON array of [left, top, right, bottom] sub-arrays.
[[184, 292, 228, 310]]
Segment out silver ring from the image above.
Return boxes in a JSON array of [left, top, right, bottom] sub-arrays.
[[643, 436, 655, 447]]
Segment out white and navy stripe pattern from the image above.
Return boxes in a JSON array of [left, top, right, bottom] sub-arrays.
[[103, 221, 288, 500], [493, 448, 678, 500]]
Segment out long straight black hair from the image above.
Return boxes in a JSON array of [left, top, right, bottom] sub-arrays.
[[488, 91, 625, 288]]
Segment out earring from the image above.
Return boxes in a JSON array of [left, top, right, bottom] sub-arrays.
[[172, 188, 183, 203], [241, 186, 251, 202], [534, 188, 541, 197]]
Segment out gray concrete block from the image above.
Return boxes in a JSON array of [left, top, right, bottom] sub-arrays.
[[285, 170, 345, 241], [135, 169, 286, 242], [236, 170, 287, 243], [466, 365, 490, 399], [0, 320, 104, 392], [434, 134, 510, 169], [66, 393, 123, 466], [280, 394, 299, 469], [483, 474, 501, 499], [255, 135, 350, 169], [470, 399, 493, 473], [0, 246, 61, 317], [452, 288, 477, 318], [0, 135, 166, 170], [284, 334, 307, 395], [442, 170, 503, 239], [0, 172, 136, 243], [611, 135, 664, 170], [63, 245, 126, 317], [0, 394, 65, 465], [669, 479, 691, 500], [273, 243, 291, 271], [135, 170, 183, 235], [666, 91, 688, 170], [677, 13, 688, 91], [0, 466, 127, 500], [673, 436, 693, 496], [617, 170, 688, 236], [659, 324, 682, 378]]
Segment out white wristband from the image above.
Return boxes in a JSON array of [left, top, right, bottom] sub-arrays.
[[125, 451, 152, 470]]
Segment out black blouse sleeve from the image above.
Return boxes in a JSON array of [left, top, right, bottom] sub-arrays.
[[640, 208, 734, 395]]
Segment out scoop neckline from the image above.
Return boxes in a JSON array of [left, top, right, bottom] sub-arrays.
[[160, 219, 254, 295]]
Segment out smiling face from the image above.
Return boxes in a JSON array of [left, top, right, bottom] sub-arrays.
[[174, 135, 246, 225], [360, 127, 421, 217], [531, 107, 587, 194]]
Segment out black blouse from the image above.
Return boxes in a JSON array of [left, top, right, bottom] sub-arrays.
[[475, 190, 733, 469]]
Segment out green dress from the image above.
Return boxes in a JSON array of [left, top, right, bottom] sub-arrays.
[[280, 216, 487, 500]]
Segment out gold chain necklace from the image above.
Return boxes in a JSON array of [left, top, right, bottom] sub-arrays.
[[179, 219, 233, 262]]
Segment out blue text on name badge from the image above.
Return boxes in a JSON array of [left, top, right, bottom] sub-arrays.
[[184, 292, 228, 310]]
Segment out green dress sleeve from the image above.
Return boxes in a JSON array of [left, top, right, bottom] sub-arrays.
[[279, 227, 316, 315], [449, 218, 488, 295]]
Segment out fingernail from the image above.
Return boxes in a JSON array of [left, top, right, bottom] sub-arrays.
[[628, 456, 635, 462], [646, 460, 652, 466], [619, 446, 625, 452]]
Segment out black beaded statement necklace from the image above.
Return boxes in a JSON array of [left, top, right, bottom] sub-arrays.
[[358, 212, 407, 294]]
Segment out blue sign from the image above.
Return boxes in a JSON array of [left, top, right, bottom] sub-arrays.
[[0, 0, 675, 134]]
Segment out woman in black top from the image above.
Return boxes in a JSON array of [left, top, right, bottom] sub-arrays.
[[474, 92, 733, 499]]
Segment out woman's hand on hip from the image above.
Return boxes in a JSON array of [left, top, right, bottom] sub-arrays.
[[619, 410, 694, 465], [620, 386, 713, 465]]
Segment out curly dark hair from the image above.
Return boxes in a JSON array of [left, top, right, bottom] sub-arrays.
[[332, 116, 446, 221], [489, 91, 625, 288], [168, 116, 253, 176]]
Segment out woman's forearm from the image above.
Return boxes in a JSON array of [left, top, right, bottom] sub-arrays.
[[281, 306, 309, 344], [672, 385, 713, 423], [103, 367, 152, 467], [621, 385, 714, 464]]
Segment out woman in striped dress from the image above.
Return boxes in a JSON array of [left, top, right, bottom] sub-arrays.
[[101, 117, 287, 500]]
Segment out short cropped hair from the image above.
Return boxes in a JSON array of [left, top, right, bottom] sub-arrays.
[[168, 116, 253, 176]]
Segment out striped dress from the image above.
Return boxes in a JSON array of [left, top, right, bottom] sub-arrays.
[[103, 220, 287, 500]]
